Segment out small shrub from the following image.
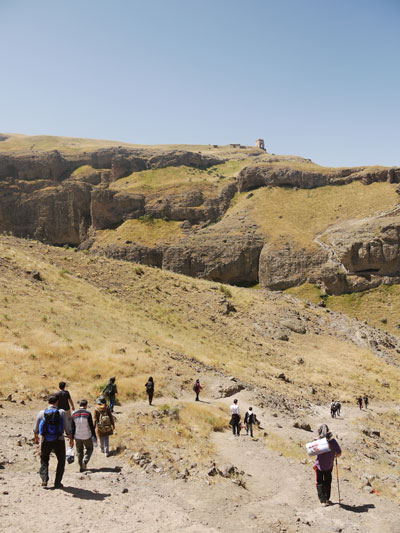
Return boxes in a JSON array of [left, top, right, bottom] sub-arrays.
[[160, 404, 170, 415], [219, 284, 232, 298], [139, 214, 154, 224]]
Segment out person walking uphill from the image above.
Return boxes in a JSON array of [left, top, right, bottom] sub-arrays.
[[145, 377, 154, 406], [55, 381, 75, 433], [244, 406, 257, 437], [34, 395, 72, 488], [230, 399, 241, 437], [314, 424, 342, 506], [193, 379, 202, 401], [94, 397, 115, 457], [103, 377, 118, 412], [363, 394, 369, 410], [71, 400, 97, 472]]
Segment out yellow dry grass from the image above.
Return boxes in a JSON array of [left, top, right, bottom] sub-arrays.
[[227, 182, 398, 249], [110, 159, 249, 193], [286, 283, 400, 336], [92, 219, 184, 247], [1, 235, 400, 407], [116, 401, 227, 470], [0, 133, 260, 160]]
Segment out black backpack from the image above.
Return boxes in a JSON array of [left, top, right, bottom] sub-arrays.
[[247, 412, 254, 424], [146, 381, 154, 392]]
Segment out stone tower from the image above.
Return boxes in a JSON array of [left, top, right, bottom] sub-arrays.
[[255, 139, 265, 150]]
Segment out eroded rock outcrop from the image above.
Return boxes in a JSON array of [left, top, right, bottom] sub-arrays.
[[163, 223, 264, 283], [1, 142, 400, 291], [0, 179, 91, 245], [259, 243, 329, 290], [237, 164, 400, 192], [91, 188, 145, 230]]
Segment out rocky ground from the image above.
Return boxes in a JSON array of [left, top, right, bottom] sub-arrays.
[[1, 389, 399, 533]]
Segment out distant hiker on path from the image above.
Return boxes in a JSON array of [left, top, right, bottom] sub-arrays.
[[94, 397, 115, 457], [363, 395, 369, 409], [335, 401, 341, 417], [34, 395, 72, 488], [330, 400, 337, 418], [55, 381, 75, 433], [230, 399, 241, 437], [193, 379, 202, 401], [103, 377, 118, 412], [145, 377, 154, 406], [71, 400, 97, 472], [314, 424, 342, 507], [244, 406, 258, 437], [357, 396, 363, 410]]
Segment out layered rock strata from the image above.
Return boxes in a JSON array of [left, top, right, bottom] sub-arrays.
[[1, 145, 400, 292]]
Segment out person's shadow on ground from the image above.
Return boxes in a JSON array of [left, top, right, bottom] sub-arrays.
[[339, 503, 375, 513], [197, 399, 211, 404], [56, 486, 111, 501], [88, 466, 121, 473]]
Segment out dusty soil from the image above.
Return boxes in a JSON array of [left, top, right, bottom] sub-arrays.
[[1, 390, 399, 533]]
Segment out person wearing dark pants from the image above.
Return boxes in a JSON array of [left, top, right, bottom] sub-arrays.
[[244, 407, 257, 437], [230, 399, 241, 437], [103, 377, 118, 412], [40, 439, 66, 487], [34, 395, 71, 488], [315, 466, 333, 503], [145, 377, 154, 406], [314, 424, 342, 506], [71, 399, 97, 472], [193, 379, 202, 401], [55, 381, 75, 434], [364, 395, 369, 409]]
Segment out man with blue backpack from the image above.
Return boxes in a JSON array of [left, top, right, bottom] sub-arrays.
[[34, 395, 72, 488]]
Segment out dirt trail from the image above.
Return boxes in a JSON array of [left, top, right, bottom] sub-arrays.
[[0, 393, 399, 533]]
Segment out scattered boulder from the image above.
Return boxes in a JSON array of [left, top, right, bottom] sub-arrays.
[[277, 373, 291, 383], [293, 421, 312, 432]]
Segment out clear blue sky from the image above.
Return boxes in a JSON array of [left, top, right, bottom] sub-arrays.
[[1, 0, 399, 167]]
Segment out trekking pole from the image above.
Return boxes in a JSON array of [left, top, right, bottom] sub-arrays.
[[336, 457, 341, 505]]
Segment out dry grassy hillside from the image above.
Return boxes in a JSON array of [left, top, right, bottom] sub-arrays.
[[1, 235, 400, 488], [1, 235, 399, 404], [227, 181, 399, 250]]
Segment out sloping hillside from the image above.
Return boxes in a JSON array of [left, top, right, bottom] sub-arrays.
[[0, 235, 400, 532], [2, 133, 400, 295]]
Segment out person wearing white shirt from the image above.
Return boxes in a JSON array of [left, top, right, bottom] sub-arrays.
[[230, 399, 241, 436]]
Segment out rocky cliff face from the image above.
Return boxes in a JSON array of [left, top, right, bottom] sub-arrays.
[[237, 165, 400, 192], [1, 141, 400, 293]]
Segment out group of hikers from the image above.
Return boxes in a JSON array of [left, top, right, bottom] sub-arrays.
[[34, 379, 118, 488], [34, 376, 158, 488], [330, 400, 341, 418], [356, 395, 369, 410], [229, 399, 259, 437], [330, 394, 370, 418], [34, 376, 344, 507]]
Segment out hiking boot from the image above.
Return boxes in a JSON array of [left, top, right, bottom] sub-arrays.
[[321, 501, 328, 507], [54, 482, 64, 489], [41, 480, 47, 488]]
